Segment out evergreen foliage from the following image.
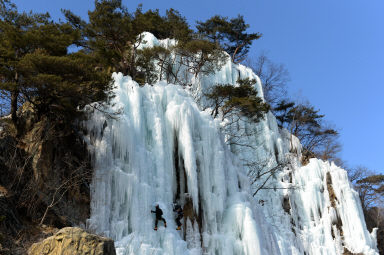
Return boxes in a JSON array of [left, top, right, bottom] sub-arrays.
[[163, 9, 192, 42], [357, 174, 384, 202], [0, 0, 50, 125], [0, 0, 342, 167], [17, 50, 111, 121], [205, 78, 270, 121], [2, 0, 261, 128], [274, 100, 296, 127], [133, 6, 192, 42], [135, 46, 171, 85], [135, 39, 227, 85], [196, 15, 228, 43], [348, 167, 384, 254], [63, 1, 224, 84], [84, 0, 135, 75], [349, 167, 384, 211], [274, 101, 339, 162], [2, 0, 257, 126], [1, 2, 378, 253], [197, 15, 261, 63], [176, 39, 227, 77], [0, 1, 111, 131], [63, 2, 259, 83]]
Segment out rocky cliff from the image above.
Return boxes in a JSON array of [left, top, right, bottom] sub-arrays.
[[0, 105, 91, 253]]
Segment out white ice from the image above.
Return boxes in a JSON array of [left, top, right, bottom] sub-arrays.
[[84, 33, 378, 255]]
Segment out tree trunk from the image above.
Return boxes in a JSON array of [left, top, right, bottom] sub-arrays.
[[11, 71, 19, 126], [10, 89, 18, 126]]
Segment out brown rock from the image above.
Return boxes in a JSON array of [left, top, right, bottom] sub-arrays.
[[28, 227, 115, 255]]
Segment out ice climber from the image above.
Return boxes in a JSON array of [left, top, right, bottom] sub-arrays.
[[151, 204, 167, 230], [173, 203, 183, 230]]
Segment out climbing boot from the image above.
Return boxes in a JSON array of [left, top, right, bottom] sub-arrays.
[[164, 222, 167, 228], [176, 226, 181, 230], [154, 227, 157, 231]]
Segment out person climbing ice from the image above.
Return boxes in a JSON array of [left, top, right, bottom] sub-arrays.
[[173, 203, 183, 230], [151, 204, 167, 231]]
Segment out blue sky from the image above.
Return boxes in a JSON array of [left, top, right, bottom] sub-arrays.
[[14, 0, 384, 172]]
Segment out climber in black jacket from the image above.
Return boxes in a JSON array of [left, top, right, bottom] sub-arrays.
[[173, 203, 183, 230], [151, 204, 167, 230]]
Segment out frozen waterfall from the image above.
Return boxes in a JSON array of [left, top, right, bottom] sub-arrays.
[[84, 33, 378, 255], [84, 73, 280, 254]]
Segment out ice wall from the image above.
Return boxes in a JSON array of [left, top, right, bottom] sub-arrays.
[[85, 73, 280, 255], [84, 33, 378, 254], [253, 157, 378, 255]]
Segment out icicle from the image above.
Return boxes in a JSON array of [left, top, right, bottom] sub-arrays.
[[84, 33, 378, 255]]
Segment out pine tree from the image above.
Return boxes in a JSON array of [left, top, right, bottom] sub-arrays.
[[357, 174, 384, 210], [223, 15, 262, 63], [17, 50, 111, 121], [273, 100, 295, 127], [196, 15, 228, 44], [205, 78, 270, 121], [85, 0, 134, 76], [0, 1, 52, 126], [132, 6, 191, 42], [0, 1, 111, 130], [135, 46, 171, 85], [197, 15, 261, 63], [164, 9, 192, 42], [64, 2, 193, 82], [176, 39, 228, 78], [274, 101, 339, 161]]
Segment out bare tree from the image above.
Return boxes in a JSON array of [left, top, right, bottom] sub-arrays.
[[348, 166, 384, 212], [317, 136, 342, 161], [246, 158, 293, 197], [347, 166, 384, 254], [247, 53, 290, 107], [39, 160, 92, 226]]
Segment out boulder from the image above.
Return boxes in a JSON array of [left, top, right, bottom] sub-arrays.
[[28, 227, 115, 255]]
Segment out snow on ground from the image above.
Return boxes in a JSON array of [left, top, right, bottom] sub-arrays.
[[84, 33, 378, 254]]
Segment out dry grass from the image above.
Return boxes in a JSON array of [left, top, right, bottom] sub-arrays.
[[326, 172, 337, 208], [342, 247, 363, 255]]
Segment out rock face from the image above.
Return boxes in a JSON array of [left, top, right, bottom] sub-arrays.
[[3, 104, 91, 227], [28, 227, 116, 255], [0, 105, 92, 253]]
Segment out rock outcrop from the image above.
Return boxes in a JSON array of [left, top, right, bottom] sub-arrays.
[[0, 112, 92, 254], [28, 227, 116, 255]]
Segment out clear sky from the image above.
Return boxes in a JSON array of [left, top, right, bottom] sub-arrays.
[[13, 0, 384, 172]]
